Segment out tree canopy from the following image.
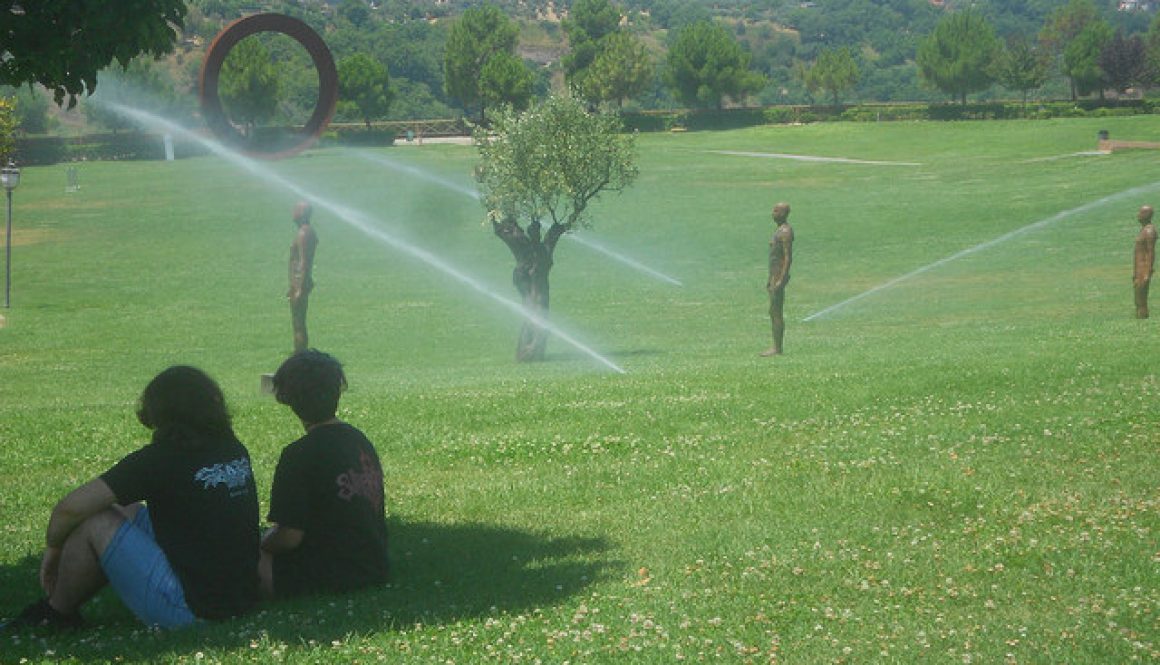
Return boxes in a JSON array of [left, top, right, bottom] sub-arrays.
[[1064, 19, 1114, 99], [475, 93, 638, 232], [0, 97, 15, 159], [805, 47, 860, 108], [1099, 30, 1148, 94], [0, 0, 186, 107], [993, 35, 1050, 106], [562, 0, 624, 88], [339, 52, 394, 128], [665, 20, 764, 109], [219, 37, 281, 134], [578, 31, 655, 108], [917, 10, 1001, 105], [479, 51, 535, 113], [443, 4, 520, 121]]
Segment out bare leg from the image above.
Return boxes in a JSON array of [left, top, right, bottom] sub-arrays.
[[761, 289, 785, 356], [291, 293, 310, 352], [48, 505, 137, 615], [258, 550, 275, 600], [1136, 280, 1150, 319]]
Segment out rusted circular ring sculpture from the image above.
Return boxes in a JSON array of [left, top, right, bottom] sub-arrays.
[[199, 13, 337, 160]]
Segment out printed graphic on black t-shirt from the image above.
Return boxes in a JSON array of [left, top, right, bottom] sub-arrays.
[[194, 458, 255, 497], [268, 423, 390, 597], [101, 435, 260, 619], [337, 449, 384, 508]]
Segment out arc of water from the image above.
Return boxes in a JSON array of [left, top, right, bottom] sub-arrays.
[[351, 150, 683, 286], [349, 149, 481, 200], [108, 104, 625, 374], [803, 180, 1160, 322], [561, 234, 683, 286]]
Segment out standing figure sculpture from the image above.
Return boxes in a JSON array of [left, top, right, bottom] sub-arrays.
[[288, 201, 318, 352], [1134, 205, 1156, 319], [762, 202, 794, 357]]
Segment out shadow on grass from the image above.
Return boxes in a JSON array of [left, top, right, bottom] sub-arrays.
[[0, 553, 41, 612], [1, 518, 619, 661]]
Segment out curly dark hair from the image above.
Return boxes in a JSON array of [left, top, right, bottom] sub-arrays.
[[272, 349, 347, 424], [137, 366, 234, 448]]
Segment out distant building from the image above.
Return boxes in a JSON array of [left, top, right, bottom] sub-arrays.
[[1118, 0, 1156, 10]]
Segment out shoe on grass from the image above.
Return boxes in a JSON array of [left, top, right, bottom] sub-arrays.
[[0, 598, 84, 632]]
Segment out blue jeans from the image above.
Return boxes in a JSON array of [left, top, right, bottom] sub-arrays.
[[99, 507, 196, 629]]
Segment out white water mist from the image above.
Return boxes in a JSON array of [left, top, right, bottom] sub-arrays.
[[351, 150, 683, 287], [804, 182, 1160, 322], [107, 103, 625, 373]]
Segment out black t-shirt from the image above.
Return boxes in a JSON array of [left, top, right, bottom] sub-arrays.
[[268, 422, 389, 597], [101, 431, 260, 619]]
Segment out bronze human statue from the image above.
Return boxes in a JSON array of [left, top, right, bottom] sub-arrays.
[[761, 202, 794, 357], [288, 201, 318, 352], [1134, 205, 1156, 319]]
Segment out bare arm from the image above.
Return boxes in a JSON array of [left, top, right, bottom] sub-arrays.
[[46, 479, 117, 549], [1146, 227, 1156, 277], [261, 524, 305, 554], [42, 478, 117, 593]]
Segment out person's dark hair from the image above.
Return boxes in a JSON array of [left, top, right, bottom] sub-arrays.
[[137, 366, 234, 448], [272, 349, 347, 424]]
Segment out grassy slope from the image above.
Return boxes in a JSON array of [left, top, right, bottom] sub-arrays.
[[1, 116, 1157, 663]]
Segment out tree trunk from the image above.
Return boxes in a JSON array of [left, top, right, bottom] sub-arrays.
[[493, 217, 556, 362], [514, 256, 551, 362]]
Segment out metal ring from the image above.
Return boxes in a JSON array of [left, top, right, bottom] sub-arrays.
[[199, 13, 337, 160]]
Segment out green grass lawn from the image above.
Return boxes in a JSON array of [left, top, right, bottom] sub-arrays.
[[1, 115, 1157, 663]]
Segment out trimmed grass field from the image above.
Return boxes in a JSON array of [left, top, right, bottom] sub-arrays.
[[1, 116, 1157, 663]]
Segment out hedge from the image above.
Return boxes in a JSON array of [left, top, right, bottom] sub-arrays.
[[11, 98, 1158, 165], [621, 98, 1158, 134]]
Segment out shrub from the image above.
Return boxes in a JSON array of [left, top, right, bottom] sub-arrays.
[[763, 107, 795, 124]]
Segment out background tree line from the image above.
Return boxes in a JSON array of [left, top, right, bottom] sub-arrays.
[[5, 0, 1160, 136]]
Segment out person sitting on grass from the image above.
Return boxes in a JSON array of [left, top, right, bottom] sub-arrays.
[[1, 366, 260, 631], [259, 349, 390, 598]]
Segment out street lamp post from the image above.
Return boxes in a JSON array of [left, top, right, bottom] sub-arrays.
[[1, 159, 20, 308]]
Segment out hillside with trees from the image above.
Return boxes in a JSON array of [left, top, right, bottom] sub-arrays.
[[5, 0, 1160, 137]]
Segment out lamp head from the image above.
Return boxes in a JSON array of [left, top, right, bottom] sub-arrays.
[[0, 160, 19, 192]]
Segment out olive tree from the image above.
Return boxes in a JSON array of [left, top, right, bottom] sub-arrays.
[[473, 94, 638, 362]]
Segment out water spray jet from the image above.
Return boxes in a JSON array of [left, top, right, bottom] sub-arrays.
[[804, 181, 1160, 322], [107, 103, 625, 374], [351, 150, 683, 286]]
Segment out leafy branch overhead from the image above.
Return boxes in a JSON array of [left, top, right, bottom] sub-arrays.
[[0, 0, 186, 107]]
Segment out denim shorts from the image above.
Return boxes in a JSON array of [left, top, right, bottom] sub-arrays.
[[99, 506, 197, 629]]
